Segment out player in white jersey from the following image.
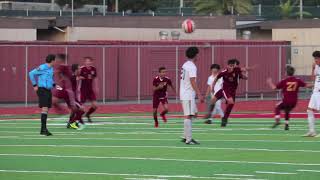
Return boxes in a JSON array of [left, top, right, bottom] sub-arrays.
[[180, 47, 204, 145], [304, 51, 320, 137], [204, 64, 224, 124]]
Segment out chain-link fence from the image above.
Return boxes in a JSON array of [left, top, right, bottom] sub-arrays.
[[0, 44, 318, 105]]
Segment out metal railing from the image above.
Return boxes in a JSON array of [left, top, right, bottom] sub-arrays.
[[0, 44, 318, 105]]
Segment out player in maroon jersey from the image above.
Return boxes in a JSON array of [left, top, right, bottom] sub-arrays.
[[67, 64, 86, 130], [205, 59, 247, 127], [153, 67, 175, 128], [79, 57, 99, 123], [267, 66, 310, 130], [51, 54, 79, 129]]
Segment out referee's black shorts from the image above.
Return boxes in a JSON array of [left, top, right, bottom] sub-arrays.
[[37, 87, 52, 108]]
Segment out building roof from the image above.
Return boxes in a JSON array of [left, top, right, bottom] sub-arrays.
[[237, 19, 320, 29], [0, 16, 236, 29]]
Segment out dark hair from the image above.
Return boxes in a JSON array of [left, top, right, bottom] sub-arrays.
[[159, 66, 166, 72], [210, 64, 220, 70], [71, 64, 79, 73], [312, 51, 320, 58], [227, 59, 237, 65], [84, 56, 93, 61], [46, 54, 56, 63], [234, 59, 240, 65], [56, 53, 67, 62], [186, 47, 199, 59], [286, 65, 295, 76]]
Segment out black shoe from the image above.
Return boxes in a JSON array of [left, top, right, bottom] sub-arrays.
[[271, 122, 281, 129], [66, 123, 71, 129], [185, 139, 200, 145], [221, 118, 228, 127], [204, 120, 212, 124], [86, 114, 92, 123], [181, 138, 186, 143], [284, 124, 289, 131], [40, 130, 52, 136]]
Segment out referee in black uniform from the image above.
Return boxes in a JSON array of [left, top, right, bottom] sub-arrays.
[[29, 54, 56, 136]]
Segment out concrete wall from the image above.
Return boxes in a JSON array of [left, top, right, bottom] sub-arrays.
[[272, 28, 320, 75], [66, 27, 236, 41], [0, 28, 36, 41]]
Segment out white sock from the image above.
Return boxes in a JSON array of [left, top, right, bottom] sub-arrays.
[[218, 108, 224, 117], [184, 119, 192, 142], [307, 110, 316, 133]]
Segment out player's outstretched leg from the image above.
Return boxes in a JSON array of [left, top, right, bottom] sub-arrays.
[[153, 108, 159, 128], [272, 104, 281, 129], [304, 109, 317, 137]]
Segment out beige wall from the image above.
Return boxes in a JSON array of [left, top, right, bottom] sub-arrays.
[[273, 28, 320, 75], [66, 27, 236, 41], [0, 28, 36, 41]]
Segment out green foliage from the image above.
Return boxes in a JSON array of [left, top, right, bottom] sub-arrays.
[[194, 0, 252, 15]]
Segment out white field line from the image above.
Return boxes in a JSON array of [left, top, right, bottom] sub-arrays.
[[0, 126, 309, 132], [0, 144, 319, 153], [125, 178, 168, 180], [3, 137, 319, 144], [255, 171, 297, 175], [0, 153, 319, 167], [214, 174, 255, 177], [297, 169, 320, 173], [0, 130, 310, 137], [0, 169, 267, 180]]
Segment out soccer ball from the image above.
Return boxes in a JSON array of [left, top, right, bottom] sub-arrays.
[[182, 19, 195, 33]]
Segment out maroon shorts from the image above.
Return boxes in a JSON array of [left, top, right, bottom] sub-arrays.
[[276, 101, 296, 112], [153, 97, 168, 109], [52, 89, 71, 107], [214, 89, 236, 100], [80, 89, 96, 103]]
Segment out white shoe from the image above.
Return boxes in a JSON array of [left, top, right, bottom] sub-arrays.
[[302, 132, 317, 137]]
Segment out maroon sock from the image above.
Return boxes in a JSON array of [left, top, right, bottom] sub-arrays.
[[223, 104, 234, 120], [69, 111, 76, 123], [75, 110, 85, 124], [274, 106, 281, 123], [160, 110, 168, 116], [86, 107, 97, 116]]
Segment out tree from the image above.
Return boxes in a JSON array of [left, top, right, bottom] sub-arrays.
[[55, 0, 101, 9], [279, 0, 312, 19], [193, 0, 252, 15], [119, 0, 159, 13]]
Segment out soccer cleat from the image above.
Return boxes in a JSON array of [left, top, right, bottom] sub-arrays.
[[86, 114, 93, 123], [185, 139, 200, 145], [160, 114, 167, 123], [40, 130, 52, 136], [77, 123, 86, 131], [271, 122, 281, 129], [69, 122, 79, 129], [284, 124, 289, 131], [221, 118, 228, 127], [181, 138, 186, 143], [154, 121, 159, 128], [303, 132, 317, 137], [204, 120, 212, 124]]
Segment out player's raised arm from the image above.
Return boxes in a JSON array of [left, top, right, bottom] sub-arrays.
[[266, 78, 277, 90]]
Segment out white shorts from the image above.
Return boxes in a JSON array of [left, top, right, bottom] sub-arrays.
[[308, 92, 320, 111], [181, 99, 198, 116]]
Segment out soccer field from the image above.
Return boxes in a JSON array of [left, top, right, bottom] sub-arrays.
[[0, 114, 319, 180]]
